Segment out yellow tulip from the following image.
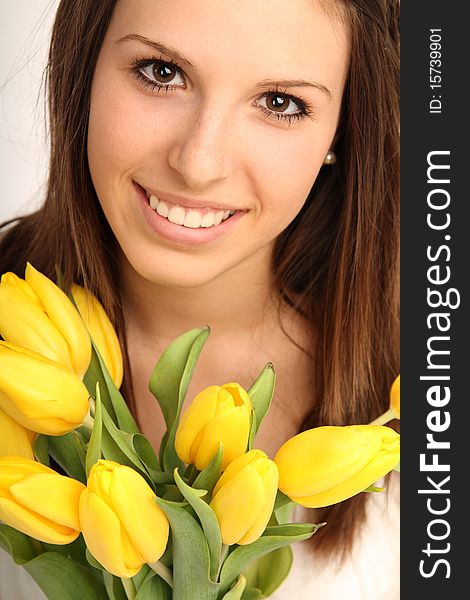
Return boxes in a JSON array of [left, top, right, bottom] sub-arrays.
[[0, 456, 85, 544], [71, 284, 123, 388], [274, 425, 400, 508], [175, 383, 252, 471], [390, 375, 400, 419], [0, 342, 90, 435], [0, 408, 35, 459], [0, 264, 91, 378], [79, 460, 169, 578], [210, 449, 279, 545]]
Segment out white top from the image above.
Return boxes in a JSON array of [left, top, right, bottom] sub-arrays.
[[0, 477, 399, 600]]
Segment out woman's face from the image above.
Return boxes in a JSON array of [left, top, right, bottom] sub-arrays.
[[88, 0, 349, 288]]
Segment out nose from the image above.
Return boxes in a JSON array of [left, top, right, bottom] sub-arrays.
[[167, 104, 234, 191]]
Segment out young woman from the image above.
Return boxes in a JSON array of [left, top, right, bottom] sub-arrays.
[[0, 0, 400, 598]]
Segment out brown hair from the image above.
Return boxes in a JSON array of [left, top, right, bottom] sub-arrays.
[[0, 0, 399, 561]]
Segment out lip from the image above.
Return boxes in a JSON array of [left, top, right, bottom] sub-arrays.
[[133, 182, 246, 246]]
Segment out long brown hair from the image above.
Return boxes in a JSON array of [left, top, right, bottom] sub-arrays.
[[0, 0, 399, 561]]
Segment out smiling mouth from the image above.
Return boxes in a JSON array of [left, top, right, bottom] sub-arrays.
[[143, 188, 236, 229]]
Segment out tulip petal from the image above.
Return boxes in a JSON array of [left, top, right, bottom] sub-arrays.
[[0, 344, 89, 434], [71, 284, 123, 388], [10, 473, 85, 530], [275, 427, 381, 497], [0, 296, 74, 371], [211, 465, 265, 545], [175, 387, 218, 463], [238, 460, 278, 545], [0, 272, 42, 305], [0, 408, 35, 459], [221, 383, 251, 409], [79, 491, 141, 578], [0, 497, 79, 544], [109, 466, 169, 563], [277, 426, 400, 508], [213, 449, 267, 497], [25, 263, 91, 378], [195, 406, 250, 470], [390, 375, 400, 418]]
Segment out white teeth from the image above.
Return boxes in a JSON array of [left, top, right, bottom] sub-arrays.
[[213, 210, 224, 226], [147, 190, 236, 228], [183, 210, 202, 228], [168, 206, 186, 225], [156, 200, 169, 218], [201, 212, 215, 228]]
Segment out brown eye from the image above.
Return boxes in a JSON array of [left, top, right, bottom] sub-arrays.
[[265, 93, 290, 112], [256, 92, 305, 119], [153, 62, 178, 84], [138, 61, 185, 88]]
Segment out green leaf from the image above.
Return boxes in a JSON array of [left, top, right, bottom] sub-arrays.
[[221, 575, 247, 599], [32, 435, 50, 467], [0, 524, 40, 563], [131, 433, 161, 479], [148, 327, 210, 471], [86, 383, 103, 477], [174, 469, 222, 581], [242, 546, 293, 597], [192, 443, 223, 499], [135, 571, 171, 599], [219, 524, 319, 596], [273, 491, 295, 525], [247, 409, 257, 451], [84, 339, 139, 434], [156, 497, 220, 600], [240, 588, 265, 600], [103, 571, 129, 600], [23, 552, 107, 600], [247, 364, 276, 435], [47, 432, 87, 484], [100, 403, 152, 486], [363, 485, 385, 493]]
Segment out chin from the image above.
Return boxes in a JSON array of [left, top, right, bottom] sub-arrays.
[[125, 248, 232, 290]]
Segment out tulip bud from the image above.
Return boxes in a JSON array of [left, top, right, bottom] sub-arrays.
[[0, 342, 90, 435], [0, 456, 85, 544], [0, 408, 35, 459], [175, 383, 252, 471], [79, 460, 169, 578], [210, 449, 279, 545], [274, 425, 400, 508], [390, 375, 400, 419], [0, 264, 91, 378], [71, 284, 124, 389]]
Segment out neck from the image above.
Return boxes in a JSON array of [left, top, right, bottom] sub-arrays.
[[118, 247, 278, 345]]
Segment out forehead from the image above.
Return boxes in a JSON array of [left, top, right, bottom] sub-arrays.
[[109, 0, 350, 96]]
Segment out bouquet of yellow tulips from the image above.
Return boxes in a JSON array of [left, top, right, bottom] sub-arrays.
[[0, 264, 400, 600]]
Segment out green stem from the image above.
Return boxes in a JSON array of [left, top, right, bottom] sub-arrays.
[[121, 577, 137, 600], [369, 408, 395, 426], [148, 561, 173, 588]]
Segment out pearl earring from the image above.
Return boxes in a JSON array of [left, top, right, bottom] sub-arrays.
[[323, 150, 337, 165]]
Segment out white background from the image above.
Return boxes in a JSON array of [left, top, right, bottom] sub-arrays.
[[0, 0, 59, 223]]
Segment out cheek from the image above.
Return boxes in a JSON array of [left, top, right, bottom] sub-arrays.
[[247, 133, 326, 226]]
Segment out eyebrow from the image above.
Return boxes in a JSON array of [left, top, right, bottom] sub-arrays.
[[256, 79, 332, 100], [116, 34, 332, 100], [116, 34, 195, 69]]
